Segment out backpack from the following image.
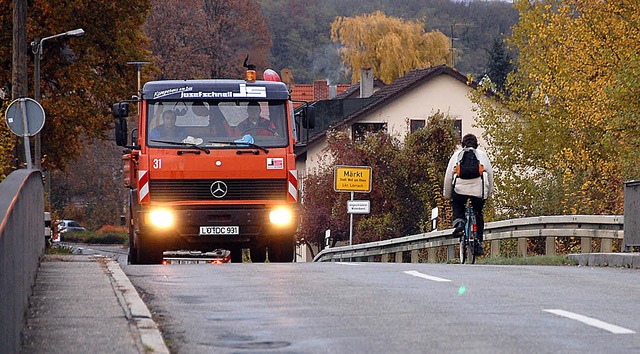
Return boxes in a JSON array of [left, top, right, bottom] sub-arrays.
[[455, 147, 484, 179]]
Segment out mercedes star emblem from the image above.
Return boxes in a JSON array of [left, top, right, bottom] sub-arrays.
[[210, 181, 228, 198]]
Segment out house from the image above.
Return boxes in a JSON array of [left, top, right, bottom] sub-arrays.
[[296, 64, 486, 175], [293, 65, 488, 261]]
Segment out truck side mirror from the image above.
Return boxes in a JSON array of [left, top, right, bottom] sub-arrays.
[[302, 105, 315, 129], [112, 102, 129, 118], [115, 117, 128, 147]]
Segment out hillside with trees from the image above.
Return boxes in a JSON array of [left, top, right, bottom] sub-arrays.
[[259, 0, 518, 83]]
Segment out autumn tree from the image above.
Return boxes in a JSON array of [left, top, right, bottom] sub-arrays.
[[0, 0, 151, 172], [49, 137, 127, 229], [0, 100, 14, 178], [145, 0, 271, 80], [330, 11, 452, 84], [472, 0, 640, 218], [298, 112, 458, 256]]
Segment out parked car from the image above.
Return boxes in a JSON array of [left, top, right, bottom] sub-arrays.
[[57, 220, 86, 234]]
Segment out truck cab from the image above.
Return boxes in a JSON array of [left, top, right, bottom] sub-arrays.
[[114, 72, 314, 264]]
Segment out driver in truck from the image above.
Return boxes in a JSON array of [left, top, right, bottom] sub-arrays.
[[237, 101, 278, 136]]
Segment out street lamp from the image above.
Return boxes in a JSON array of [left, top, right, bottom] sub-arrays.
[[31, 28, 85, 170]]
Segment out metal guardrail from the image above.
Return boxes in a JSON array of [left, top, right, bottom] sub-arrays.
[[312, 215, 624, 262]]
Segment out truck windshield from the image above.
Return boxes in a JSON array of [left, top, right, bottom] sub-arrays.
[[146, 100, 289, 148]]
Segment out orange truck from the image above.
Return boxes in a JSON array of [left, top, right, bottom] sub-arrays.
[[113, 69, 314, 264]]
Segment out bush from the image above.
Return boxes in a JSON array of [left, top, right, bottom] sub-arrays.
[[97, 224, 127, 234], [61, 230, 127, 245]]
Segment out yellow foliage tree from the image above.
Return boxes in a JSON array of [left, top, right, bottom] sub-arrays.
[[472, 0, 640, 217], [331, 11, 451, 84]]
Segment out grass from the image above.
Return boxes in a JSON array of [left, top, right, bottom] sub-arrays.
[[45, 244, 75, 255]]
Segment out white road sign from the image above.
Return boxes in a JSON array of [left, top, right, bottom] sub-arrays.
[[347, 200, 370, 214]]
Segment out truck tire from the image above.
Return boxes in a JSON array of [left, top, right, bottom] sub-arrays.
[[128, 190, 139, 264], [250, 244, 267, 263], [268, 238, 294, 262], [229, 246, 243, 263], [128, 242, 138, 264], [135, 233, 164, 264]]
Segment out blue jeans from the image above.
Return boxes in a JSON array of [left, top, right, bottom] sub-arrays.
[[451, 191, 485, 242]]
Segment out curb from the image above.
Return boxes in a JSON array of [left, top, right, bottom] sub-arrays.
[[567, 253, 640, 268], [105, 258, 170, 354]]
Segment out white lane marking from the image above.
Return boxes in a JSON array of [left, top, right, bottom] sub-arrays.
[[544, 309, 635, 334], [403, 270, 451, 282], [335, 262, 361, 266]]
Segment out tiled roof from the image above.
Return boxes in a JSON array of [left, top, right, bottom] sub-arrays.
[[290, 82, 351, 107], [290, 85, 314, 102]]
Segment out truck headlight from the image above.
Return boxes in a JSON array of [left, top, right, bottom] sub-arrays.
[[148, 208, 174, 229], [269, 207, 293, 226]]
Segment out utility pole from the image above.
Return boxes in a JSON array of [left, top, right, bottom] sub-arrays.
[[12, 0, 28, 169], [12, 0, 27, 99]]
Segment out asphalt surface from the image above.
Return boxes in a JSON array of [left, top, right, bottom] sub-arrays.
[[18, 251, 640, 353], [20, 254, 168, 354]]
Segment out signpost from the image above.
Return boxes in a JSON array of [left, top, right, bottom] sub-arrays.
[[5, 98, 46, 169], [334, 165, 372, 245]]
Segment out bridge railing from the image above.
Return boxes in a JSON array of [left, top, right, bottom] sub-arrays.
[[0, 169, 45, 354], [312, 215, 623, 263]]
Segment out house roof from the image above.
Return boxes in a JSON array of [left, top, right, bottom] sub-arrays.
[[290, 85, 315, 102], [289, 81, 351, 107], [333, 78, 388, 99], [299, 65, 476, 152]]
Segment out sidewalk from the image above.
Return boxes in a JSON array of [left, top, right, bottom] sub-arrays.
[[20, 254, 168, 354]]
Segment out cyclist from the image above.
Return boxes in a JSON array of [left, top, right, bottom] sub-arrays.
[[443, 133, 494, 255]]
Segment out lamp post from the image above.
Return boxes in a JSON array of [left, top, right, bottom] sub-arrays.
[[31, 28, 84, 170]]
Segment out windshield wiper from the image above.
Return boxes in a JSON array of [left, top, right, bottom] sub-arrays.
[[209, 140, 269, 154], [150, 139, 210, 154]]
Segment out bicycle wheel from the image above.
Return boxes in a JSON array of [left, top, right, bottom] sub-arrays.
[[459, 240, 466, 264], [467, 240, 476, 264]]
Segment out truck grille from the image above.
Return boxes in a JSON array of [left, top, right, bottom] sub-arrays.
[[149, 179, 287, 202]]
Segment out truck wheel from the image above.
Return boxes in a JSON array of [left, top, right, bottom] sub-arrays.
[[268, 238, 294, 262], [250, 245, 267, 263], [135, 234, 164, 264], [128, 242, 138, 264], [229, 246, 243, 263]]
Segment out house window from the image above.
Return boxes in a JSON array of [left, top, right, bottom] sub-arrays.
[[410, 119, 425, 134], [454, 119, 462, 141], [352, 122, 387, 141]]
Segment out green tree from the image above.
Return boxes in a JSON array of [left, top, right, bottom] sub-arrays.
[[472, 0, 640, 218], [298, 112, 458, 255], [484, 37, 513, 93], [330, 11, 451, 84]]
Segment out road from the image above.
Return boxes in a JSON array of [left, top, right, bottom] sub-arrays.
[[81, 245, 640, 353]]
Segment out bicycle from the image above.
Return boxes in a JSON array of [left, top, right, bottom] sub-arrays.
[[459, 198, 478, 264]]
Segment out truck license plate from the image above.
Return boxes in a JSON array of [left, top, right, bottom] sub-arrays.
[[199, 226, 239, 235]]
